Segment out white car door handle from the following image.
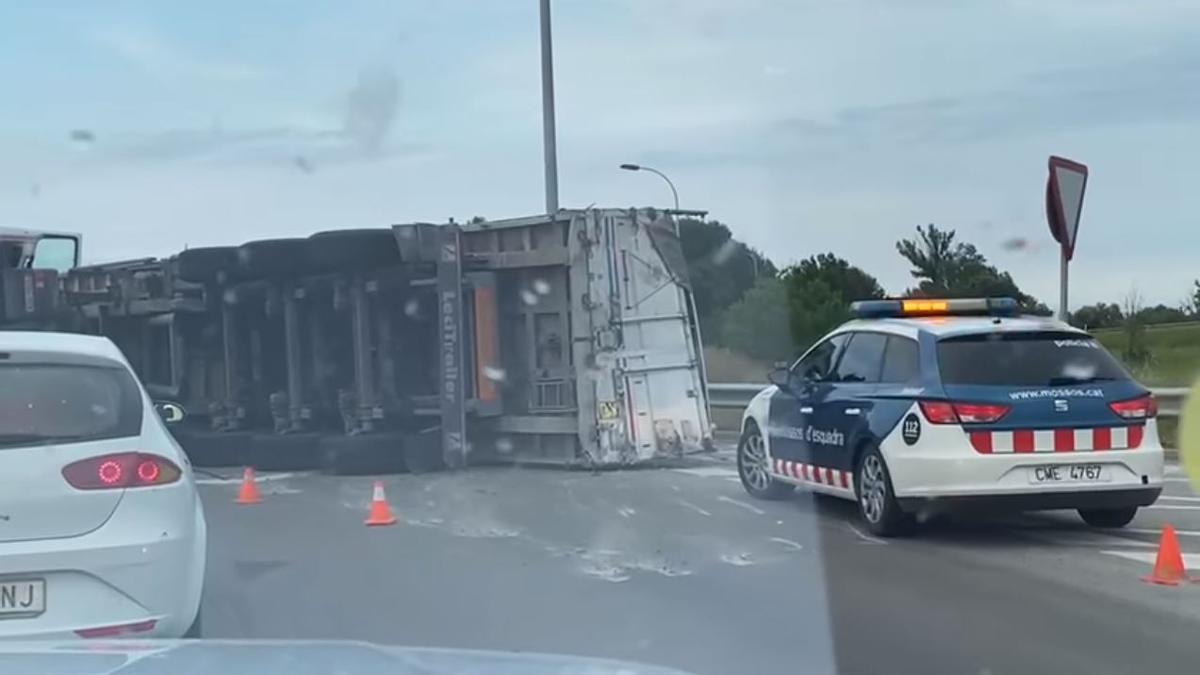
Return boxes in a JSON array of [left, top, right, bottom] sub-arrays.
[[844, 408, 861, 415], [799, 406, 814, 414]]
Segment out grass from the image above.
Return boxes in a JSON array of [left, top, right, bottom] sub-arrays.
[[703, 346, 771, 384], [1092, 322, 1200, 387]]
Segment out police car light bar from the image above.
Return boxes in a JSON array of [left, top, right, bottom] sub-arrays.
[[850, 297, 1019, 319]]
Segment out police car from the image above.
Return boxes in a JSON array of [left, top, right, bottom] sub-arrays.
[[737, 297, 1164, 536]]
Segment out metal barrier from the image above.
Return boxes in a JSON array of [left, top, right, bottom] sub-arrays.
[[709, 383, 1190, 418]]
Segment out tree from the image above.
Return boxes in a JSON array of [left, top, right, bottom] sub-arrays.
[[677, 218, 776, 334], [720, 276, 795, 362], [896, 223, 1046, 312], [1138, 304, 1188, 325], [787, 278, 851, 352], [1189, 280, 1200, 317], [782, 253, 885, 350], [1122, 288, 1150, 367], [788, 253, 886, 303], [1071, 302, 1124, 330]]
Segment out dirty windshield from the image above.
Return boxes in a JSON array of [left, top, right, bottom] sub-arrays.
[[0, 2, 1196, 675]]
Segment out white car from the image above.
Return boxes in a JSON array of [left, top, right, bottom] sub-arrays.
[[0, 332, 206, 638], [738, 298, 1164, 536]]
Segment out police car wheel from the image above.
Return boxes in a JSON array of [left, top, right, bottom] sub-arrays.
[[1078, 506, 1138, 529], [856, 448, 912, 537], [738, 424, 793, 500]]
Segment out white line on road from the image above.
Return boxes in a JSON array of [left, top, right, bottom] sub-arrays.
[[673, 467, 740, 479], [1101, 549, 1200, 569], [676, 499, 712, 517], [844, 523, 887, 545], [1146, 505, 1200, 511], [1158, 495, 1200, 503], [1126, 527, 1200, 538], [717, 495, 766, 516], [769, 537, 805, 551], [196, 472, 299, 485]]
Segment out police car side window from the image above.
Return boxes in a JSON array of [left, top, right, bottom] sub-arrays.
[[830, 332, 888, 383], [791, 334, 847, 382], [879, 336, 920, 383]]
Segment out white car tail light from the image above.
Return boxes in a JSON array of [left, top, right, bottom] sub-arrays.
[[62, 453, 181, 490]]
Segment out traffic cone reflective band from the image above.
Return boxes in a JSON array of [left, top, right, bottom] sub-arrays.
[[1143, 524, 1189, 585], [365, 481, 397, 526], [236, 467, 263, 505]]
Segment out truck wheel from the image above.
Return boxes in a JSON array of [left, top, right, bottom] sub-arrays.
[[177, 247, 238, 284], [737, 422, 793, 500], [307, 229, 401, 269], [251, 433, 321, 471], [319, 433, 408, 476], [404, 432, 445, 474], [855, 447, 914, 537], [1079, 507, 1138, 528], [176, 429, 255, 468], [237, 238, 313, 278]]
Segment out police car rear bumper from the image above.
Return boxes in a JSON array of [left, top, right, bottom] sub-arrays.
[[897, 486, 1161, 515]]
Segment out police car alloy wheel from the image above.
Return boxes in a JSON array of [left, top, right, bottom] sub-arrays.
[[855, 448, 912, 536], [738, 424, 793, 500]]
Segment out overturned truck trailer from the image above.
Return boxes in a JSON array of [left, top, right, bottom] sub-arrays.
[[33, 208, 712, 473]]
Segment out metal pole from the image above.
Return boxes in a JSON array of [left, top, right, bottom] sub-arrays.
[[1059, 247, 1069, 322], [641, 167, 679, 211], [539, 0, 559, 214]]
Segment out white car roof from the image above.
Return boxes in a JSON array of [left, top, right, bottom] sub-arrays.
[[0, 331, 128, 364], [837, 315, 1086, 340]]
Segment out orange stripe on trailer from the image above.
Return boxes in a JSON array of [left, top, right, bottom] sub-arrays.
[[472, 284, 498, 403]]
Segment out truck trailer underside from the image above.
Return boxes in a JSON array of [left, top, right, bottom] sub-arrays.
[[1, 209, 713, 473]]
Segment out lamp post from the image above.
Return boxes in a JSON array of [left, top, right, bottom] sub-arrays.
[[619, 163, 679, 211], [540, 0, 559, 213]]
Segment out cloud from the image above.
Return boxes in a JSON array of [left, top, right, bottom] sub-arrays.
[[343, 65, 402, 152], [56, 64, 410, 169], [765, 42, 1200, 151], [89, 24, 269, 83]]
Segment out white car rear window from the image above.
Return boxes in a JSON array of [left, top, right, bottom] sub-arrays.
[[0, 363, 143, 448]]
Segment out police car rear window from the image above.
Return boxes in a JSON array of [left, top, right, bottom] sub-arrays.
[[936, 331, 1130, 387]]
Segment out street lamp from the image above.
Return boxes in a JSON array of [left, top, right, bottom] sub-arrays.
[[619, 163, 679, 211]]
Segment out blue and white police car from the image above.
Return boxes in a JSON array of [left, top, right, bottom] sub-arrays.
[[737, 297, 1164, 536]]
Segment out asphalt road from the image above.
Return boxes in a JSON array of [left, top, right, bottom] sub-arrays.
[[196, 448, 1200, 675]]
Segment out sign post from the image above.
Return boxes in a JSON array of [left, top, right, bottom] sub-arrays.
[[1045, 156, 1089, 322]]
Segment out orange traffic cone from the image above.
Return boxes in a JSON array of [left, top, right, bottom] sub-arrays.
[[1143, 524, 1190, 585], [364, 481, 397, 526], [235, 467, 263, 505]]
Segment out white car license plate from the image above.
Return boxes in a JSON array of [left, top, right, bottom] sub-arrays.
[[1028, 464, 1107, 484], [0, 579, 45, 617]]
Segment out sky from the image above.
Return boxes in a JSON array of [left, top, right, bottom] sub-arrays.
[[1, 0, 1198, 310]]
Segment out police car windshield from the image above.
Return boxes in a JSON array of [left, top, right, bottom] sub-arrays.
[[936, 331, 1131, 387]]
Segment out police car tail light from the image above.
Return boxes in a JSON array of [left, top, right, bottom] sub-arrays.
[[1109, 394, 1157, 420], [918, 401, 1010, 424], [918, 401, 959, 424], [952, 402, 1011, 424]]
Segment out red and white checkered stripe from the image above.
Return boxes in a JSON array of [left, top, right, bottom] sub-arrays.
[[773, 459, 852, 490], [968, 425, 1145, 454]]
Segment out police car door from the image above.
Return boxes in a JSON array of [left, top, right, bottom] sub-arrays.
[[810, 331, 888, 480], [768, 334, 848, 465]]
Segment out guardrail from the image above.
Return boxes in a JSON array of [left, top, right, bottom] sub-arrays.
[[709, 383, 1189, 418]]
